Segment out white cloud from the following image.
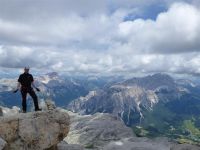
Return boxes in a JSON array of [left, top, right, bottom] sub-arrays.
[[117, 2, 200, 54], [0, 1, 200, 76]]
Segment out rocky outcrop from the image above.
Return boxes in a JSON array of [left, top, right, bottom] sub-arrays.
[[0, 106, 20, 117], [63, 110, 134, 149], [1, 105, 198, 150], [0, 109, 70, 150]]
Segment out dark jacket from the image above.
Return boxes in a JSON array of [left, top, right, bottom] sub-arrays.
[[18, 73, 34, 88]]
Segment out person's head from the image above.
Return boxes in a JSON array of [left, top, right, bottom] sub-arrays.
[[24, 66, 30, 73]]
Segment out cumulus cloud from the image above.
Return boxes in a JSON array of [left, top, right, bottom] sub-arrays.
[[0, 0, 200, 76], [117, 2, 200, 54]]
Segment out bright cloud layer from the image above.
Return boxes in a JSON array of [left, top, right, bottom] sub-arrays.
[[0, 0, 200, 76]]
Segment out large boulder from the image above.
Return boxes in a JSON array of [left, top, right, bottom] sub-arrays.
[[0, 109, 70, 150], [64, 110, 134, 149]]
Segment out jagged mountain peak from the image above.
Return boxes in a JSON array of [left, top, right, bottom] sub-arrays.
[[121, 73, 175, 90], [45, 72, 59, 78]]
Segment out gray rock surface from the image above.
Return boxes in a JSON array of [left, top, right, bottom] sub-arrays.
[[102, 138, 200, 150], [0, 106, 20, 116], [57, 141, 84, 150], [62, 110, 199, 150], [0, 109, 70, 150], [0, 138, 7, 150], [171, 144, 200, 150], [103, 137, 175, 150], [63, 110, 134, 149], [1, 106, 198, 150]]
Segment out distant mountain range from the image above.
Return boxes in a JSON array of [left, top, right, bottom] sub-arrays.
[[0, 72, 123, 109], [68, 73, 180, 124], [68, 73, 200, 144]]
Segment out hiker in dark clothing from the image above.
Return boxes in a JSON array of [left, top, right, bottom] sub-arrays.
[[13, 67, 41, 113]]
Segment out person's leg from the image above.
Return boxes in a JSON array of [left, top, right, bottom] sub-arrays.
[[21, 90, 27, 113], [28, 88, 41, 111]]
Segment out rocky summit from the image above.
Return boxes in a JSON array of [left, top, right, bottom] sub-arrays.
[[63, 110, 200, 150], [0, 106, 199, 150], [63, 110, 134, 149], [0, 108, 70, 150]]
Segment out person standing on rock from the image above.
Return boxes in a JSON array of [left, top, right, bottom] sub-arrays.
[[13, 67, 41, 113]]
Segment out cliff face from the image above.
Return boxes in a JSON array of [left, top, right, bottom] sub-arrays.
[[0, 108, 70, 150]]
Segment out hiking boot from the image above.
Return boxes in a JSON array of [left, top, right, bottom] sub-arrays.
[[22, 110, 26, 113]]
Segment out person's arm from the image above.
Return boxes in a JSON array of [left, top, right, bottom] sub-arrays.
[[13, 82, 21, 93], [17, 82, 21, 89], [13, 75, 21, 93], [31, 81, 37, 88], [32, 81, 40, 91], [31, 75, 40, 92]]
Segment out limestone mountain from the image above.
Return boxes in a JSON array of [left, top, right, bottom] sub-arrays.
[[68, 73, 181, 125]]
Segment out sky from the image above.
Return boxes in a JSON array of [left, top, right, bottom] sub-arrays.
[[0, 0, 200, 76]]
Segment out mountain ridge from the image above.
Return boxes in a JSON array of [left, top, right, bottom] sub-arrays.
[[68, 73, 181, 125]]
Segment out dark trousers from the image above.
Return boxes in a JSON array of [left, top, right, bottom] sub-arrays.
[[20, 87, 39, 112]]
